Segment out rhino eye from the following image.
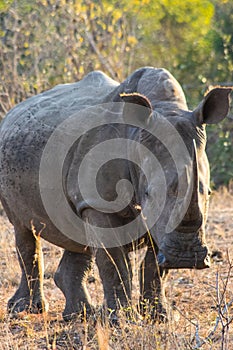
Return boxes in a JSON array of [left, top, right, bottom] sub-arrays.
[[208, 188, 212, 196]]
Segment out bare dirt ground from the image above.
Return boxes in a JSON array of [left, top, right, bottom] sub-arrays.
[[0, 189, 232, 349]]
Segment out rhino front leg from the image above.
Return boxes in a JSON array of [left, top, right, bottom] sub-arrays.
[[96, 247, 132, 321], [140, 245, 169, 320], [54, 250, 92, 321], [82, 209, 132, 321], [8, 225, 47, 314]]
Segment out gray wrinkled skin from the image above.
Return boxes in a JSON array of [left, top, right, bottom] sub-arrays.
[[0, 67, 231, 321]]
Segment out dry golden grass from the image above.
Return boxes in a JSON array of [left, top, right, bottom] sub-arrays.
[[0, 189, 232, 349]]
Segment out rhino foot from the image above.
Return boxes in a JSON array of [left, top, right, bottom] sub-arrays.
[[62, 303, 93, 322], [8, 294, 48, 316]]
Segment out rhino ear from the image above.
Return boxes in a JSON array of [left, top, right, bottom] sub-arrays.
[[194, 87, 232, 125], [120, 92, 153, 126]]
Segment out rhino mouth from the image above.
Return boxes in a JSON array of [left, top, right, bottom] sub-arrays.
[[157, 246, 210, 269]]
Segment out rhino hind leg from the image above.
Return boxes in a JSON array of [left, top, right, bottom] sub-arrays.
[[96, 247, 132, 323], [139, 245, 169, 321], [8, 225, 47, 315], [54, 250, 92, 321]]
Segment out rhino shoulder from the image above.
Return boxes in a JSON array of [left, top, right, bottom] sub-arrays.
[[80, 70, 119, 89]]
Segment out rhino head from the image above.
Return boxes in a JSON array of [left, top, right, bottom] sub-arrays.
[[121, 87, 232, 269]]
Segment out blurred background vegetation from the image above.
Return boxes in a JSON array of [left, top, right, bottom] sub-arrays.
[[0, 0, 232, 186]]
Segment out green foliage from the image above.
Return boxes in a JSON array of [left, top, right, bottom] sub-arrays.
[[132, 0, 214, 70], [0, 0, 233, 186], [203, 0, 233, 186], [0, 0, 13, 13], [207, 119, 233, 187]]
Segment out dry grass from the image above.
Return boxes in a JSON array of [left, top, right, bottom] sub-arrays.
[[0, 189, 232, 349]]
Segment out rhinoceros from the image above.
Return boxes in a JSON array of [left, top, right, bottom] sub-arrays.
[[0, 67, 231, 321]]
